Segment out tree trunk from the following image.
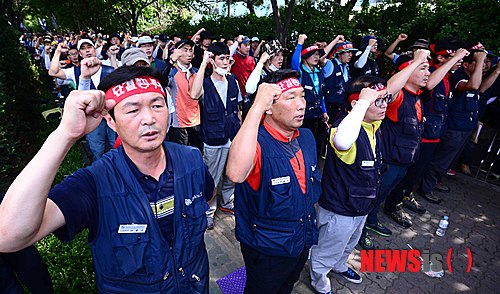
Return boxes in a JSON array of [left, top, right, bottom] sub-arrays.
[[246, 0, 256, 15], [270, 0, 296, 46], [227, 0, 231, 17]]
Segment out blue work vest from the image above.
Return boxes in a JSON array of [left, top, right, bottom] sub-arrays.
[[447, 77, 480, 132], [300, 64, 325, 120], [351, 58, 379, 80], [421, 67, 451, 140], [74, 65, 114, 89], [381, 88, 423, 166], [323, 60, 348, 105], [320, 117, 381, 216], [88, 142, 209, 294], [200, 75, 240, 146], [235, 126, 321, 257]]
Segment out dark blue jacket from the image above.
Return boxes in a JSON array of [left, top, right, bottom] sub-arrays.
[[88, 142, 209, 293], [320, 117, 381, 216], [74, 65, 114, 89], [235, 126, 321, 257], [300, 64, 325, 119], [381, 88, 423, 166], [323, 60, 348, 105], [200, 75, 240, 146]]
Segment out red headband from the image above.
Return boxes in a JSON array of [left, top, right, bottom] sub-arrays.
[[469, 43, 485, 51], [301, 45, 319, 57], [105, 76, 166, 105], [348, 83, 386, 103], [276, 77, 302, 93], [435, 49, 455, 56], [397, 59, 429, 71]]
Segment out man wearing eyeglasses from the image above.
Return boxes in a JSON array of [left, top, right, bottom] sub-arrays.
[[309, 76, 389, 293]]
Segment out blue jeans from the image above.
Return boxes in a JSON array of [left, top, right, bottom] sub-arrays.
[[86, 119, 117, 160]]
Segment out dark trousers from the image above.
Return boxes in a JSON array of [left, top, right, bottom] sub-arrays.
[[420, 129, 472, 193], [241, 243, 309, 294], [360, 163, 408, 239], [168, 126, 203, 151], [302, 118, 327, 159], [386, 141, 440, 206]]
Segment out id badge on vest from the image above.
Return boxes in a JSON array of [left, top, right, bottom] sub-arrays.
[[118, 224, 147, 234]]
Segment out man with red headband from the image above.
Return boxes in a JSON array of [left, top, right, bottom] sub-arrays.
[[0, 66, 214, 293], [227, 69, 321, 293], [309, 76, 388, 294]]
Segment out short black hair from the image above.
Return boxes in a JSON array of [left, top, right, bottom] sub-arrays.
[[98, 66, 166, 93], [207, 42, 229, 57], [394, 52, 414, 73], [261, 69, 300, 84]]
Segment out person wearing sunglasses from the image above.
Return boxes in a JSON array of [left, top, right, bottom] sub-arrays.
[[309, 76, 388, 294]]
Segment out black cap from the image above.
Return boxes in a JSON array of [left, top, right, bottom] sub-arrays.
[[408, 39, 430, 50], [175, 39, 195, 49], [159, 34, 169, 42], [199, 31, 214, 41]]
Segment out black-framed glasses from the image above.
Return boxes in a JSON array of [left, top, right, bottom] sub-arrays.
[[374, 93, 393, 107]]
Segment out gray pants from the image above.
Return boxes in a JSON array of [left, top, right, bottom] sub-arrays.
[[309, 206, 367, 293], [203, 145, 235, 219]]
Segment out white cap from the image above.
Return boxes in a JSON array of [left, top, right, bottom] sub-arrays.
[[131, 36, 139, 43], [136, 36, 154, 47], [251, 37, 259, 42], [77, 39, 95, 50]]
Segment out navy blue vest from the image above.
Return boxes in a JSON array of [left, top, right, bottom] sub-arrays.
[[381, 89, 423, 166], [320, 118, 381, 216], [323, 60, 348, 105], [300, 64, 325, 120], [235, 126, 321, 257], [351, 58, 379, 80], [88, 142, 209, 293], [74, 65, 114, 89], [447, 71, 480, 131], [421, 67, 451, 139], [200, 75, 241, 146]]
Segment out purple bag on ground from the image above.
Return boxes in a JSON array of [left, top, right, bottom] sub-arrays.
[[216, 266, 246, 294]]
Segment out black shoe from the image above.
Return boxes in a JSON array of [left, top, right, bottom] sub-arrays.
[[417, 190, 442, 204], [357, 235, 375, 250], [434, 182, 450, 193], [385, 207, 412, 228], [366, 222, 392, 236], [338, 267, 362, 284], [403, 193, 426, 215]]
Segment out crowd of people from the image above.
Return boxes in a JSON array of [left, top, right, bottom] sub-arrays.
[[1, 27, 499, 294]]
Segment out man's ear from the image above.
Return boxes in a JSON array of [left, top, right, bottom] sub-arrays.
[[351, 100, 357, 108], [104, 113, 117, 133]]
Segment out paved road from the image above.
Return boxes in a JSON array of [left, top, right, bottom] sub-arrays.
[[205, 172, 500, 294]]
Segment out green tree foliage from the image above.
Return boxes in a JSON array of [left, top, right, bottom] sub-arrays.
[[0, 17, 45, 190]]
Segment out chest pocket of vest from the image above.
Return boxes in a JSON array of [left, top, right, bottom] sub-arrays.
[[465, 93, 479, 112], [403, 117, 418, 135], [347, 186, 376, 215], [267, 181, 294, 218], [111, 231, 151, 278], [433, 93, 447, 113], [183, 196, 209, 249], [205, 108, 225, 139]]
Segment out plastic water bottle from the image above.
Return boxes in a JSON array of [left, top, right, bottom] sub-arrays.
[[435, 216, 449, 237]]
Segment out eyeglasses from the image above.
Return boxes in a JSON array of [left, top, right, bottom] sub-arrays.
[[374, 93, 393, 107]]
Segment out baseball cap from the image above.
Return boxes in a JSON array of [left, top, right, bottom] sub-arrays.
[[251, 37, 260, 42], [175, 39, 195, 49], [301, 45, 320, 58], [77, 39, 95, 50], [264, 40, 285, 57], [241, 36, 251, 45], [121, 48, 150, 66], [137, 36, 154, 47], [159, 34, 169, 42], [131, 36, 139, 43], [199, 31, 214, 41], [331, 41, 357, 57]]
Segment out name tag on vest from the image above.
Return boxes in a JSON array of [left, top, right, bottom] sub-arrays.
[[304, 85, 313, 90], [361, 160, 374, 167], [118, 224, 147, 234], [271, 176, 290, 186], [336, 72, 342, 76]]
